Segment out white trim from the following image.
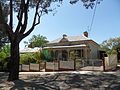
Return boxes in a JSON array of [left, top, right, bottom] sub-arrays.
[[44, 44, 87, 49]]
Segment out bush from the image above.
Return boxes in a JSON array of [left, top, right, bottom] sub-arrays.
[[0, 57, 9, 71], [0, 52, 6, 60], [33, 52, 43, 63], [20, 53, 36, 64], [106, 50, 117, 55], [111, 50, 117, 54]]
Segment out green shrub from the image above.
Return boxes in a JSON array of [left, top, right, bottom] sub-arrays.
[[106, 50, 117, 55], [42, 50, 54, 62], [106, 50, 111, 55], [0, 57, 9, 71], [33, 52, 41, 63], [111, 50, 117, 54], [0, 52, 6, 60], [20, 53, 36, 64]]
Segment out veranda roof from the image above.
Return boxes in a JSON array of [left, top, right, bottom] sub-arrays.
[[20, 47, 42, 53], [43, 44, 87, 49]]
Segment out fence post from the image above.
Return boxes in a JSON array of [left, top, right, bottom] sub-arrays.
[[39, 63, 40, 71], [45, 62, 46, 72], [58, 60, 60, 71], [102, 54, 106, 71], [74, 59, 76, 71], [21, 64, 22, 72], [29, 63, 30, 71], [92, 60, 94, 71]]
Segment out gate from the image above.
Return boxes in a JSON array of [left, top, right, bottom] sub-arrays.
[[76, 59, 103, 71]]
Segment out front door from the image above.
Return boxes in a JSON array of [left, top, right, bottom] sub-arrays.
[[62, 50, 68, 61]]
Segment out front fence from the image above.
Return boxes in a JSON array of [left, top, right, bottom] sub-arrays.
[[104, 55, 117, 71], [76, 59, 103, 71], [19, 62, 45, 72], [19, 55, 117, 72], [45, 60, 75, 71]]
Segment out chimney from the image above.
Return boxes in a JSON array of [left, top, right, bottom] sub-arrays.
[[63, 34, 67, 38], [83, 31, 88, 37]]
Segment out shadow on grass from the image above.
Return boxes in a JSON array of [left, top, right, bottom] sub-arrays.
[[0, 72, 8, 82], [11, 73, 120, 90], [0, 72, 120, 90]]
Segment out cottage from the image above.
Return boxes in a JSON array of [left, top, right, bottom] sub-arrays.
[[44, 31, 101, 62]]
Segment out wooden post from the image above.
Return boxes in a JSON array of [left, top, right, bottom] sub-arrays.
[[45, 62, 46, 72], [102, 54, 105, 71], [74, 59, 76, 71], [29, 63, 30, 71], [58, 60, 60, 71], [39, 63, 40, 71]]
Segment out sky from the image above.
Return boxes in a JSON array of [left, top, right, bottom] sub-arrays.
[[12, 0, 120, 50]]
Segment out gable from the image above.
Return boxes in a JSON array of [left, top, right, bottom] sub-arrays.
[[59, 38, 69, 43]]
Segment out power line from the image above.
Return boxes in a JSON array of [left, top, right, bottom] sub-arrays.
[[88, 0, 98, 32]]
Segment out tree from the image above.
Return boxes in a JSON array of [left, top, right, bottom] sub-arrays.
[[0, 1, 9, 49], [0, 0, 100, 81], [101, 37, 120, 51], [24, 34, 48, 48], [101, 37, 120, 61]]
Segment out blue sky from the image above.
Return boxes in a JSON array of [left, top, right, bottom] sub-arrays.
[[13, 0, 120, 50]]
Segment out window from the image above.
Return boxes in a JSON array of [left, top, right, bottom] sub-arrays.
[[76, 49, 84, 58]]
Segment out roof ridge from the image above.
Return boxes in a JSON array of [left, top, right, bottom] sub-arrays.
[[49, 35, 91, 44]]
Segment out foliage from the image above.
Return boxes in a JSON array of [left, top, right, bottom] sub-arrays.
[[0, 52, 9, 71], [70, 0, 102, 9], [0, 44, 10, 71], [0, 52, 6, 60], [42, 50, 54, 62], [101, 37, 120, 55], [24, 34, 48, 48], [0, 44, 10, 56], [20, 51, 45, 64], [33, 52, 45, 63], [20, 53, 36, 64], [0, 44, 10, 61]]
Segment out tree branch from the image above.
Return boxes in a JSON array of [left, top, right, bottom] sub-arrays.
[[19, 0, 29, 34], [9, 0, 13, 30], [15, 0, 25, 33], [22, 0, 41, 39]]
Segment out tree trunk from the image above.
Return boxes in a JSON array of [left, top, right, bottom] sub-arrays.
[[8, 40, 20, 81]]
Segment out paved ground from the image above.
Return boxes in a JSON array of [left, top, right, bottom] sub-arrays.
[[0, 67, 120, 90]]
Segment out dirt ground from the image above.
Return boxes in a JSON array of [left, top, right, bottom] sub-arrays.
[[0, 67, 120, 90]]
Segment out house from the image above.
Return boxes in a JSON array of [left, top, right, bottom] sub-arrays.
[[43, 31, 102, 62]]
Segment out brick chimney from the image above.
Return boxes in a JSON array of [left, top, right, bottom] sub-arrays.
[[83, 31, 88, 37], [63, 34, 67, 38]]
